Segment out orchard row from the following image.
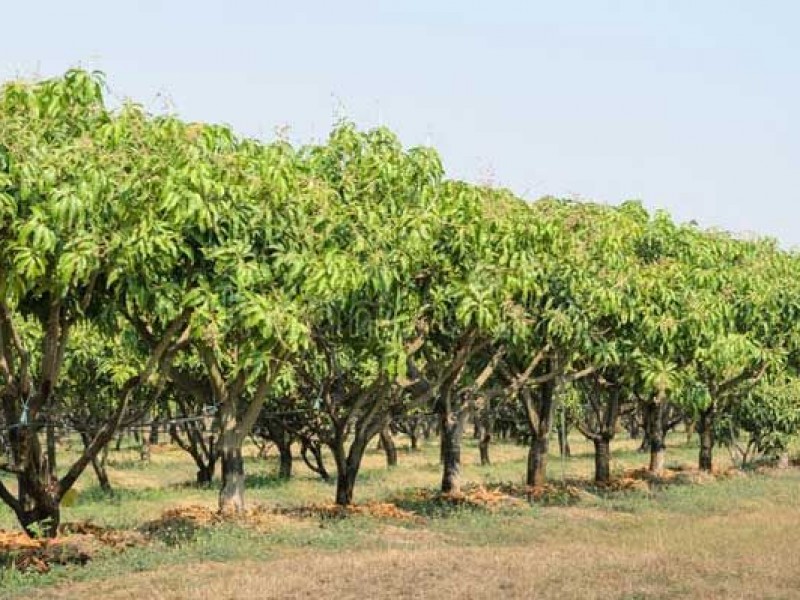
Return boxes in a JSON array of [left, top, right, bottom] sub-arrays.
[[1, 70, 798, 537]]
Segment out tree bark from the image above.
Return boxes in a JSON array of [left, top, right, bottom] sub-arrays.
[[335, 469, 356, 506], [440, 410, 465, 494], [698, 407, 715, 472], [259, 416, 293, 479], [646, 401, 666, 474], [380, 427, 397, 468], [46, 422, 57, 479], [479, 430, 491, 466], [593, 437, 611, 484], [301, 439, 330, 481], [332, 435, 370, 506], [557, 424, 571, 458], [1, 417, 61, 538], [527, 433, 548, 487], [148, 421, 159, 445], [81, 432, 112, 494], [168, 419, 217, 486], [576, 380, 622, 485], [218, 435, 245, 513], [649, 442, 666, 474], [196, 463, 214, 485], [16, 476, 60, 538], [91, 452, 112, 494], [627, 417, 640, 440], [278, 441, 293, 479], [524, 378, 556, 487]]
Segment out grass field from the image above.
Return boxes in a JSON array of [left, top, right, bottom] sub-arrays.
[[2, 432, 800, 599]]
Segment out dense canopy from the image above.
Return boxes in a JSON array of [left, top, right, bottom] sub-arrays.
[[1, 70, 799, 537]]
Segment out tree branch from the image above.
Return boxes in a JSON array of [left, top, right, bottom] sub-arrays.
[[0, 478, 20, 514]]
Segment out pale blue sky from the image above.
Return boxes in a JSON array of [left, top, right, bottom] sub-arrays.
[[3, 1, 799, 244]]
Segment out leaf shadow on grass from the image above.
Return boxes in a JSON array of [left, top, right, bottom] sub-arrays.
[[140, 516, 200, 547]]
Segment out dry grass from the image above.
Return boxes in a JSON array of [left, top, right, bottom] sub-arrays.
[[3, 432, 799, 599], [33, 501, 800, 599]]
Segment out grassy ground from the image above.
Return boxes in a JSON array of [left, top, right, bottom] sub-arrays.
[[2, 432, 800, 599]]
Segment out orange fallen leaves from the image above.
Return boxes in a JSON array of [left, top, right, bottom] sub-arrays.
[[279, 501, 423, 523], [441, 484, 525, 509], [0, 522, 145, 573], [141, 503, 283, 533]]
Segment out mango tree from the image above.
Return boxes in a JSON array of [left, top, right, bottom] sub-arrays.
[[0, 71, 190, 536], [404, 185, 535, 494], [683, 235, 786, 471], [280, 124, 444, 505]]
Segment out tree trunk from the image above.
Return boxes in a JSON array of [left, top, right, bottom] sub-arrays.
[[91, 453, 112, 494], [440, 410, 465, 494], [647, 402, 666, 474], [628, 418, 640, 440], [17, 473, 60, 538], [698, 408, 715, 472], [409, 432, 419, 451], [301, 439, 330, 481], [149, 421, 159, 445], [649, 442, 666, 474], [261, 417, 293, 479], [198, 433, 217, 485], [196, 463, 214, 485], [169, 421, 217, 486], [219, 434, 245, 513], [82, 432, 112, 494], [422, 419, 433, 441], [527, 434, 548, 487], [593, 437, 611, 483], [278, 441, 293, 479], [558, 425, 571, 457], [335, 469, 356, 505], [332, 435, 370, 506], [380, 427, 397, 468], [2, 383, 134, 538], [334, 445, 364, 507], [524, 378, 556, 487], [46, 422, 57, 479], [3, 421, 61, 538], [479, 430, 491, 466]]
